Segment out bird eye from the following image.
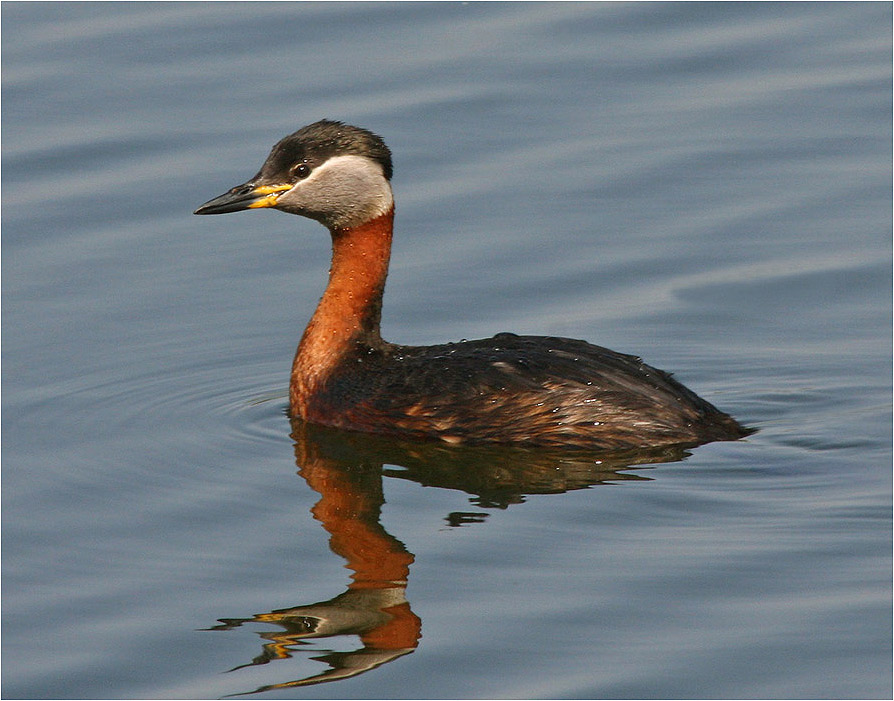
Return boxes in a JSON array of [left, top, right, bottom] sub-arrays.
[[292, 163, 311, 179]]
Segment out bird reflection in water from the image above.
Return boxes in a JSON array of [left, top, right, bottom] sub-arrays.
[[207, 419, 692, 694]]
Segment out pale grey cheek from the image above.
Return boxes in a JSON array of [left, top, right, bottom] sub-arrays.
[[275, 190, 351, 228], [275, 190, 316, 216], [274, 162, 393, 229]]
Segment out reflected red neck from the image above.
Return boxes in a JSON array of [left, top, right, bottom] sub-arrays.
[[290, 208, 394, 416]]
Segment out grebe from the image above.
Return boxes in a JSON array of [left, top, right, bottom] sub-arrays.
[[195, 120, 749, 449]]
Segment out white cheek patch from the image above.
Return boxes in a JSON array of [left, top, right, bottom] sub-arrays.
[[280, 154, 393, 229]]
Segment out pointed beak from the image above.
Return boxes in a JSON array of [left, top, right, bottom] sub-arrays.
[[194, 182, 293, 215]]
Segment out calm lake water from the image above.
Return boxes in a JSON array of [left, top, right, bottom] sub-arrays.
[[2, 2, 891, 699]]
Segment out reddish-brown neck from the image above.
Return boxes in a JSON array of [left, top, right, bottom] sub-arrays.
[[290, 208, 394, 416]]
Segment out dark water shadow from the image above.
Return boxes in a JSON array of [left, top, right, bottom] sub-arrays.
[[207, 420, 693, 695]]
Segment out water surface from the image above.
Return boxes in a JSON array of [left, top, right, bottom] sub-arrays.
[[2, 2, 891, 699]]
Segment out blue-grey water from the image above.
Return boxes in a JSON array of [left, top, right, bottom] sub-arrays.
[[2, 2, 891, 699]]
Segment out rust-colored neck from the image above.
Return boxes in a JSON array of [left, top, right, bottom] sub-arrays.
[[290, 208, 394, 417]]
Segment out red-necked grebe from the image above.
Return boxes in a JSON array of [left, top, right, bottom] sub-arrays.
[[195, 120, 749, 449]]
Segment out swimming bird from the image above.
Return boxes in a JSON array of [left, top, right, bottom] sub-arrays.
[[195, 120, 748, 449]]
